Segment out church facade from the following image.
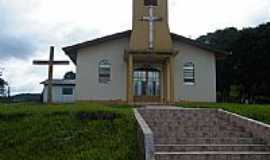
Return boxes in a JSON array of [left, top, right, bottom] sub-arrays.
[[63, 0, 227, 104]]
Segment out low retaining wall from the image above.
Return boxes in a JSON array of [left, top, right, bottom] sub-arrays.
[[134, 109, 155, 160], [218, 109, 270, 145]]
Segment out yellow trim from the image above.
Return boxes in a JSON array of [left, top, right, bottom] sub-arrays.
[[127, 54, 134, 104]]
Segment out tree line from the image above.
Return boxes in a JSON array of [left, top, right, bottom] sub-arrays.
[[197, 22, 270, 103]]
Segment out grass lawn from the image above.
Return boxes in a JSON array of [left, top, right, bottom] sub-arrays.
[[0, 102, 137, 160], [178, 102, 270, 124]]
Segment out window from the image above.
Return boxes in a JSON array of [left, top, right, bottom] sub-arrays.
[[144, 0, 157, 6], [62, 88, 73, 95], [99, 60, 111, 83], [183, 62, 195, 85]]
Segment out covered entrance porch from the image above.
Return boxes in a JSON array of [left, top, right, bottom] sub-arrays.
[[125, 50, 177, 104]]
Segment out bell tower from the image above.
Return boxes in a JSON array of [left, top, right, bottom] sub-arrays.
[[126, 0, 176, 104], [129, 0, 173, 51]]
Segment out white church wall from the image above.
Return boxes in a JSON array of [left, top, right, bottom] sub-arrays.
[[173, 41, 217, 102], [74, 35, 217, 102], [43, 85, 75, 103], [76, 37, 128, 101]]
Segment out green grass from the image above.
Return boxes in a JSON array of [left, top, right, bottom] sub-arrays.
[[178, 102, 270, 124], [0, 102, 137, 160]]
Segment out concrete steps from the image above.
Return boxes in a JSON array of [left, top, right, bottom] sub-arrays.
[[153, 131, 253, 138], [135, 108, 270, 160], [155, 144, 270, 152], [156, 137, 265, 144], [155, 151, 270, 160]]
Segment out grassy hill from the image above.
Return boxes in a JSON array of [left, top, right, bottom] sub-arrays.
[[0, 102, 137, 160], [1, 102, 270, 160]]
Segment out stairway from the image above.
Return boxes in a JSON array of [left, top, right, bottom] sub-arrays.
[[138, 108, 270, 160]]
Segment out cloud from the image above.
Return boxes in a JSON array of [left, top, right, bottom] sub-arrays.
[[1, 55, 75, 95], [247, 1, 270, 26], [0, 0, 269, 95], [169, 0, 270, 38], [0, 32, 40, 59], [1, 57, 45, 94], [0, 4, 41, 59]]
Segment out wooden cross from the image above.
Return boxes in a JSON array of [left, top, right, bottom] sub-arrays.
[[33, 46, 69, 103]]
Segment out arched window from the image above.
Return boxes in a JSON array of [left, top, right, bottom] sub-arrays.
[[144, 0, 158, 6], [98, 60, 111, 84], [183, 62, 195, 85]]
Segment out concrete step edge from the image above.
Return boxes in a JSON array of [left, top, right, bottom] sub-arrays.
[[155, 144, 267, 147], [156, 137, 262, 141], [156, 137, 257, 139], [155, 151, 270, 155]]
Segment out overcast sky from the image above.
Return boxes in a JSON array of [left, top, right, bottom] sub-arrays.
[[0, 0, 269, 95]]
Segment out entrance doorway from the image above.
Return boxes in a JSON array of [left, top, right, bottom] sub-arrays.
[[133, 67, 161, 103]]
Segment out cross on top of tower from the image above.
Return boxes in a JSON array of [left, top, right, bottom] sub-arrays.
[[142, 5, 162, 49], [130, 0, 173, 51]]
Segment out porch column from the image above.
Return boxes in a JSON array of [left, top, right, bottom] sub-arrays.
[[162, 63, 167, 103], [127, 54, 134, 104], [166, 58, 171, 103], [164, 57, 175, 104], [169, 56, 175, 103]]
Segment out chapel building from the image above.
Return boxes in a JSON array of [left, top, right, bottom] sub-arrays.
[[63, 0, 227, 104]]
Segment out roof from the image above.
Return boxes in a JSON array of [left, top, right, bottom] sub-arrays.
[[41, 79, 76, 86], [63, 30, 229, 64]]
